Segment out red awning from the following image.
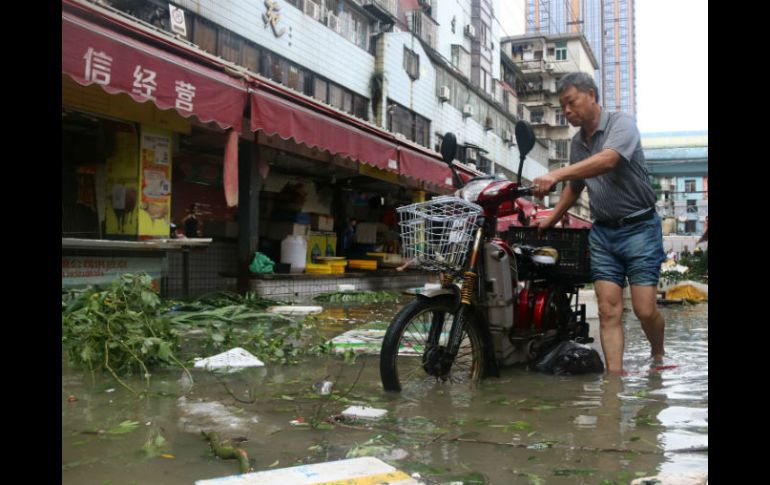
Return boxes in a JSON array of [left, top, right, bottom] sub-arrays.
[[398, 147, 454, 190], [62, 10, 248, 131], [250, 89, 399, 172]]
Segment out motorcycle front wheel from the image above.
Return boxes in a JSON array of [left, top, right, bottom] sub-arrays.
[[380, 295, 487, 392]]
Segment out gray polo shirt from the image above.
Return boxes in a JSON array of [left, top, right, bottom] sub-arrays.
[[568, 110, 656, 221]]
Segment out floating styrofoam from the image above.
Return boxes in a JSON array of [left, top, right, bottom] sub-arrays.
[[341, 405, 388, 421], [193, 347, 264, 372], [338, 284, 355, 292], [267, 305, 323, 316], [195, 456, 422, 485]]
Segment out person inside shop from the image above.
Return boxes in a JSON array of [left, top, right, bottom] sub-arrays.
[[183, 203, 201, 238], [341, 217, 357, 256]]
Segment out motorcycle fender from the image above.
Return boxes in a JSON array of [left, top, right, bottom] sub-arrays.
[[416, 287, 457, 299], [532, 289, 549, 330]]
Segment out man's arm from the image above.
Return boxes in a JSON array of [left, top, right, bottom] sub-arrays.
[[532, 182, 584, 230], [533, 148, 620, 196]]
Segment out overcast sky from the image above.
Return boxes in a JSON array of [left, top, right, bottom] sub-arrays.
[[498, 1, 708, 134]]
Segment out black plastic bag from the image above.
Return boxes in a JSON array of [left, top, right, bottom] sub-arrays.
[[534, 340, 604, 375]]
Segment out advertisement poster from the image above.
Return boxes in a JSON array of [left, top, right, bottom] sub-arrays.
[[62, 256, 162, 289], [139, 126, 172, 236]]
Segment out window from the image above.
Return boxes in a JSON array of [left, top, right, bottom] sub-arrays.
[[218, 30, 242, 65], [555, 108, 566, 125], [314, 78, 328, 102], [685, 179, 696, 192], [329, 84, 344, 110], [555, 42, 567, 61], [387, 100, 431, 148], [554, 139, 569, 159], [684, 220, 696, 234], [687, 199, 697, 213], [530, 107, 544, 123], [404, 47, 420, 80], [192, 16, 217, 55]]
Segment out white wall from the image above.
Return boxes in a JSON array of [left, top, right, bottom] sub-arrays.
[[435, 0, 473, 63], [382, 32, 435, 119], [174, 0, 374, 97]]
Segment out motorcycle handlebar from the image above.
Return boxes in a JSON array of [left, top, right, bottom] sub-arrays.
[[517, 185, 557, 196]]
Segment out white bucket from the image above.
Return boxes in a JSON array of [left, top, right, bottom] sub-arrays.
[[281, 235, 307, 273]]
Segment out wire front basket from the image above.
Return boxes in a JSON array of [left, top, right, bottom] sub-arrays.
[[397, 196, 482, 274]]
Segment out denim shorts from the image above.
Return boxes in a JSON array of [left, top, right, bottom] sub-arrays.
[[589, 213, 666, 288]]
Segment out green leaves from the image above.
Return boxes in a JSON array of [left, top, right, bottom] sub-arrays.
[[61, 273, 183, 389], [107, 420, 140, 435]]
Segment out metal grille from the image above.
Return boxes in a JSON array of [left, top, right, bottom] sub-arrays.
[[397, 196, 482, 274]]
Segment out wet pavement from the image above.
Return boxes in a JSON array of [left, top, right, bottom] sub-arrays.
[[62, 297, 707, 484]]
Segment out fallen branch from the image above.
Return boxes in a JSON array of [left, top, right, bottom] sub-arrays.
[[202, 431, 252, 473]]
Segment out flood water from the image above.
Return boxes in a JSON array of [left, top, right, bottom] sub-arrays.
[[62, 298, 707, 484]]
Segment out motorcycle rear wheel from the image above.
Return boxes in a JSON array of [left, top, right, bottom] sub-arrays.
[[380, 295, 487, 392]]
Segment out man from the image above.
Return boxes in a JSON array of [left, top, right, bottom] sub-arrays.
[[531, 72, 666, 373]]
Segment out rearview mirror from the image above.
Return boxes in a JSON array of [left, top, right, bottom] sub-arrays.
[[440, 132, 457, 165], [515, 121, 536, 157]]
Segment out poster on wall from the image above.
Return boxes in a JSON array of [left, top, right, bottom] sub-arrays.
[[139, 126, 173, 236]]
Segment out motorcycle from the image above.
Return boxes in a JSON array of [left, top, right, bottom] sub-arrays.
[[379, 121, 593, 392]]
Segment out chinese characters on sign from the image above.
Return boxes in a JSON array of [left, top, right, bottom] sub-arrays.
[[263, 0, 287, 37], [62, 256, 162, 288], [83, 48, 112, 85], [82, 48, 196, 112]]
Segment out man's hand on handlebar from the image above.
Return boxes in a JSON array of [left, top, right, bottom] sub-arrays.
[[532, 173, 560, 198]]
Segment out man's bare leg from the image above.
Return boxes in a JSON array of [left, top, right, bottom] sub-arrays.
[[630, 285, 665, 362], [595, 280, 625, 373]]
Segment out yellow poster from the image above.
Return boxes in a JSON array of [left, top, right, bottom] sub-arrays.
[[138, 126, 173, 236], [105, 124, 140, 236]]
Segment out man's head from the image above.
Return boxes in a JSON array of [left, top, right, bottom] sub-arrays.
[[557, 72, 600, 128]]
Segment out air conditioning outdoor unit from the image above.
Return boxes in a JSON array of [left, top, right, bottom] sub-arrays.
[[466, 149, 478, 162], [502, 130, 512, 142], [439, 85, 450, 101], [462, 104, 473, 117], [464, 24, 476, 38], [545, 62, 555, 71]]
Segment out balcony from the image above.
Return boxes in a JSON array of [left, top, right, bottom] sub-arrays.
[[407, 9, 438, 50], [515, 58, 546, 73], [362, 0, 398, 23]]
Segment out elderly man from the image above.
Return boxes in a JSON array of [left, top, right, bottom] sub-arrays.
[[531, 72, 666, 373]]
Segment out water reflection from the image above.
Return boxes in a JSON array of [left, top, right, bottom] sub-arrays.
[[62, 300, 707, 483]]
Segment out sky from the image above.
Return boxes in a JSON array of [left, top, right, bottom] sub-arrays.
[[498, 0, 708, 134]]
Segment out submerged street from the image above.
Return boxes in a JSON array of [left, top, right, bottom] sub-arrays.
[[62, 296, 707, 484]]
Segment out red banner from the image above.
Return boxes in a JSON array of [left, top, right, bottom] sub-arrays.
[[62, 10, 247, 131]]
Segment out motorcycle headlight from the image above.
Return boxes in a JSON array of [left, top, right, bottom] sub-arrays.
[[458, 179, 490, 203]]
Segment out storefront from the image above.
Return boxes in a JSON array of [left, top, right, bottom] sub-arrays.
[[61, 0, 473, 298]]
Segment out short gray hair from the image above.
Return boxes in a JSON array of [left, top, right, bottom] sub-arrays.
[[557, 72, 599, 103]]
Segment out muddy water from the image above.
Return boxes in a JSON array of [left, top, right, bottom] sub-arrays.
[[62, 300, 707, 484]]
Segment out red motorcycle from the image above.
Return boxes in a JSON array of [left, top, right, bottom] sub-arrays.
[[380, 121, 593, 392]]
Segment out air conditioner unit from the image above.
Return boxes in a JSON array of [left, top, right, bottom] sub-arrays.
[[439, 85, 450, 101], [466, 149, 478, 162], [462, 104, 473, 117], [545, 62, 555, 71], [502, 130, 512, 142], [559, 163, 569, 169], [464, 24, 476, 39], [304, 0, 321, 21]]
